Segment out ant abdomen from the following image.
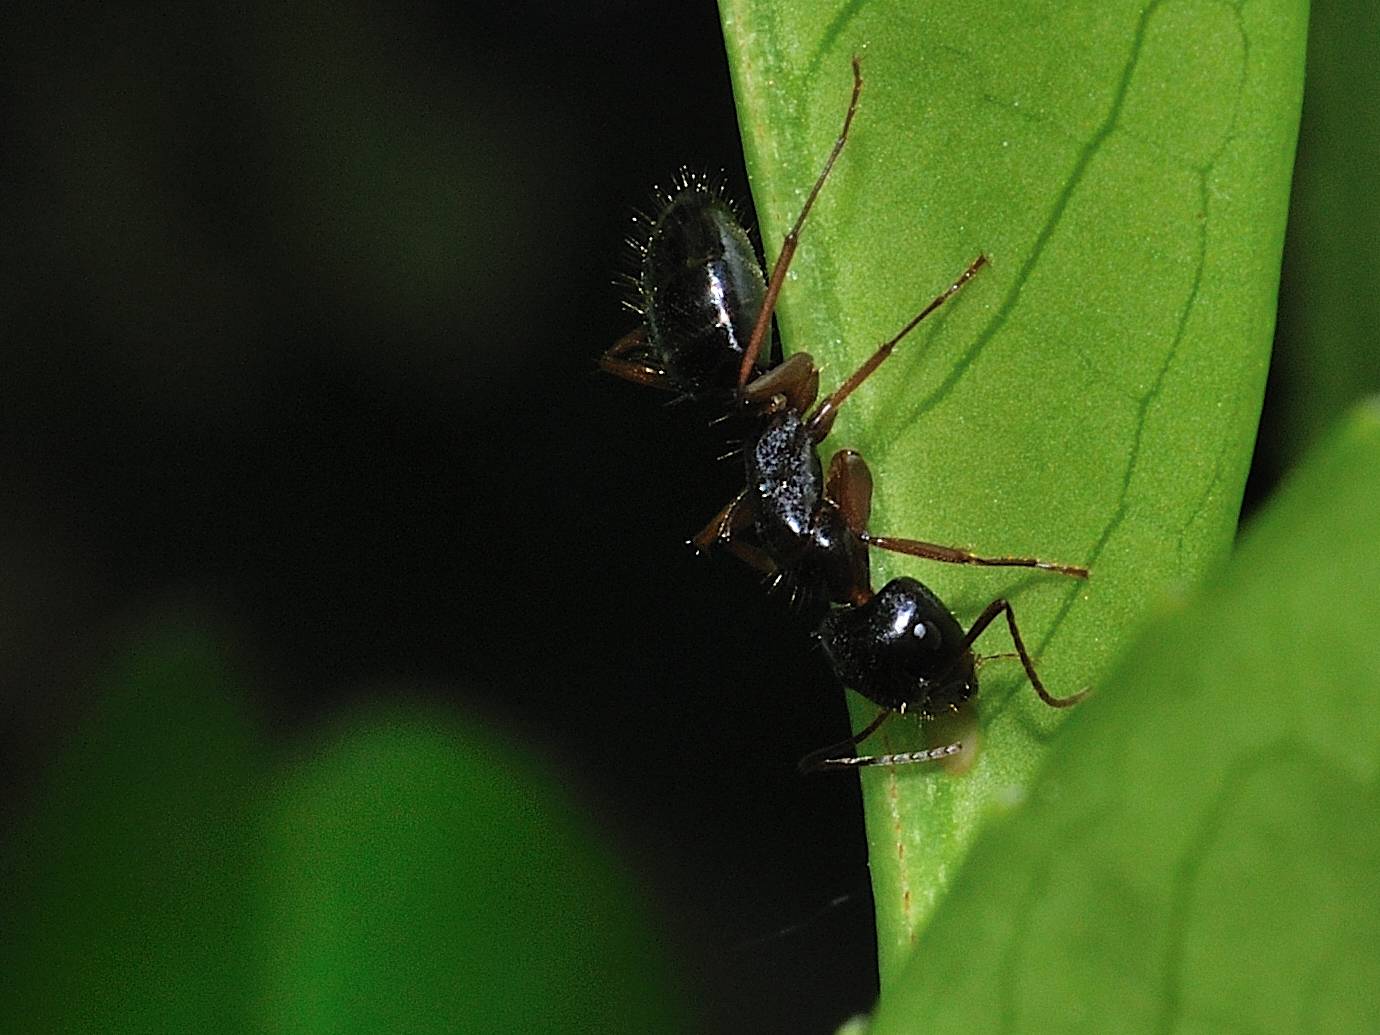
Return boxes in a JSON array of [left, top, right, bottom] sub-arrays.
[[604, 62, 864, 403], [818, 576, 977, 718], [639, 181, 772, 398]]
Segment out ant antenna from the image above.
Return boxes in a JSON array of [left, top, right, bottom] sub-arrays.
[[808, 742, 962, 771], [737, 56, 865, 388], [798, 707, 891, 773], [799, 708, 961, 773]]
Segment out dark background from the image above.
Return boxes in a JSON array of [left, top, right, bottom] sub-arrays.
[[0, 2, 1346, 1033]]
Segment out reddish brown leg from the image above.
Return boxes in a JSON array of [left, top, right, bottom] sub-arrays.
[[691, 491, 749, 553], [824, 449, 873, 604], [736, 57, 865, 389], [599, 327, 672, 389], [722, 539, 779, 577], [858, 532, 1089, 579], [691, 492, 776, 574], [960, 599, 1088, 708], [807, 253, 989, 440], [825, 449, 872, 533], [824, 446, 1086, 579], [740, 352, 820, 415]]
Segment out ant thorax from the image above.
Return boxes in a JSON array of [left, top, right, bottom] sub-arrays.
[[748, 411, 822, 553], [747, 411, 870, 607]]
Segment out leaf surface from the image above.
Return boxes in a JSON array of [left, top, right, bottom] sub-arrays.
[[1269, 0, 1380, 464], [871, 401, 1380, 1032], [720, 0, 1307, 984]]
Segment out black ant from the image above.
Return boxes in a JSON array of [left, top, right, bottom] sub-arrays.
[[604, 57, 1090, 767]]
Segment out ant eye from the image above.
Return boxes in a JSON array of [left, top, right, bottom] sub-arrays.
[[912, 621, 940, 648]]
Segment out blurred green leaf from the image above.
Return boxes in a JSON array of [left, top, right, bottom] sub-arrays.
[[0, 624, 260, 1035], [254, 708, 686, 1033], [3, 631, 683, 1033], [720, 0, 1307, 984], [871, 401, 1380, 1032], [1269, 0, 1380, 464]]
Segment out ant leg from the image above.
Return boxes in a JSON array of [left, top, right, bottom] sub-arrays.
[[825, 451, 1087, 580], [741, 352, 820, 415], [824, 450, 873, 604], [859, 532, 1089, 579], [691, 490, 751, 553], [807, 254, 989, 440], [825, 449, 872, 532], [599, 327, 671, 389], [800, 709, 961, 773], [691, 493, 778, 576], [978, 651, 1020, 664], [737, 56, 864, 389], [961, 599, 1089, 708]]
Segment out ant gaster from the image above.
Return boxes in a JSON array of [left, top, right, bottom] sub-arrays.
[[600, 59, 863, 404]]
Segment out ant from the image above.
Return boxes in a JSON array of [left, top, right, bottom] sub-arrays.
[[604, 57, 1090, 766]]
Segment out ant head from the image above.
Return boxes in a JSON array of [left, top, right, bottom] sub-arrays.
[[818, 576, 976, 717]]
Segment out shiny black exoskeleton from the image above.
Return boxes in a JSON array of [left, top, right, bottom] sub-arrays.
[[819, 576, 974, 717], [644, 181, 771, 393], [802, 577, 1088, 771], [602, 61, 864, 404], [745, 409, 869, 607], [601, 175, 773, 401]]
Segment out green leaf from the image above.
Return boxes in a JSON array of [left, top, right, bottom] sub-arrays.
[[0, 622, 261, 1035], [719, 0, 1307, 985], [870, 400, 1380, 1032], [1270, 0, 1380, 464], [253, 707, 686, 1034], [3, 629, 684, 1032]]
